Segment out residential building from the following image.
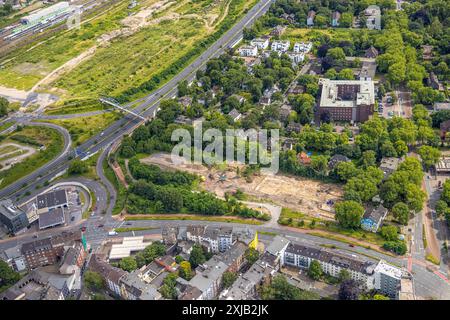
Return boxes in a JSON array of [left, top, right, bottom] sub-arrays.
[[228, 108, 242, 122], [435, 156, 450, 174], [265, 235, 289, 266], [21, 231, 82, 269], [365, 5, 381, 30], [59, 241, 87, 275], [328, 154, 351, 170], [428, 72, 444, 91], [186, 225, 234, 253], [298, 152, 311, 165], [379, 157, 402, 179], [162, 226, 179, 245], [287, 52, 305, 65], [270, 25, 286, 37], [373, 260, 402, 299], [0, 268, 80, 300], [360, 205, 388, 233], [279, 104, 292, 121], [331, 11, 341, 27], [318, 78, 375, 123], [358, 60, 377, 81], [119, 272, 162, 300], [0, 199, 29, 235], [307, 10, 316, 26], [365, 46, 379, 59], [250, 37, 269, 50], [188, 256, 228, 299], [271, 40, 290, 53], [0, 245, 27, 272], [89, 254, 126, 297], [434, 102, 450, 111], [283, 242, 376, 289], [293, 42, 312, 54], [421, 45, 433, 60], [440, 120, 450, 140], [217, 241, 247, 273], [179, 285, 203, 300], [286, 121, 302, 134], [238, 45, 258, 57]]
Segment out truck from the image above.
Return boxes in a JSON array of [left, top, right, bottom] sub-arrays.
[[108, 230, 118, 236]]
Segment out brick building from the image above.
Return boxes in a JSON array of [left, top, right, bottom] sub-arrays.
[[318, 78, 375, 123]]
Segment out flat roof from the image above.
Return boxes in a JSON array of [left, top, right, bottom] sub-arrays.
[[319, 78, 375, 108], [38, 208, 66, 230], [0, 199, 26, 220], [109, 236, 151, 260], [36, 189, 68, 210], [374, 260, 403, 279]]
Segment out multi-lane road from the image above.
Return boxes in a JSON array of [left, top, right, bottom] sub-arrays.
[[0, 0, 275, 200]]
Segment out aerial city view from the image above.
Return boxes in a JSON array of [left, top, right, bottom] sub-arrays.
[[0, 0, 449, 307]]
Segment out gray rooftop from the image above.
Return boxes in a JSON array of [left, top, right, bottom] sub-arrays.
[[38, 207, 66, 229], [36, 189, 68, 210]]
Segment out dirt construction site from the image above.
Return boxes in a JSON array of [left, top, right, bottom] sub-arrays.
[[141, 153, 343, 220]]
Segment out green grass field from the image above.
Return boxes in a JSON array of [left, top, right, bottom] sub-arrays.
[[41, 112, 121, 146], [0, 126, 64, 188], [0, 0, 257, 111]]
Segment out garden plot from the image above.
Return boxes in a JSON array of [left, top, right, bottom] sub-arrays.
[[140, 153, 343, 220]]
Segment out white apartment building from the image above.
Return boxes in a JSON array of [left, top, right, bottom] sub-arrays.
[[250, 38, 270, 50], [238, 45, 258, 57], [287, 52, 305, 65], [186, 225, 233, 253], [293, 42, 313, 54], [373, 260, 403, 299], [271, 40, 290, 53]]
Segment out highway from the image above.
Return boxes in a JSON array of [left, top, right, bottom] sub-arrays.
[[0, 0, 275, 200]]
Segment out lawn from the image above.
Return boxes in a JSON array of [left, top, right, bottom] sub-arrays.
[[0, 125, 64, 189], [0, 121, 15, 132], [281, 27, 352, 43], [278, 207, 386, 246], [54, 0, 258, 102], [41, 112, 121, 146], [0, 0, 258, 110], [125, 214, 264, 225], [0, 0, 136, 90]]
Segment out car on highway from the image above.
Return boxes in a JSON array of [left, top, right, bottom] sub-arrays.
[[126, 222, 132, 226], [81, 226, 87, 232], [98, 224, 104, 228], [348, 244, 355, 247]]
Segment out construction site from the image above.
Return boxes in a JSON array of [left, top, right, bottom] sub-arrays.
[[141, 153, 343, 220]]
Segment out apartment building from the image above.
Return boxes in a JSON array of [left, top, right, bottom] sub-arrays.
[[238, 45, 258, 57], [250, 37, 270, 50], [271, 40, 290, 53]]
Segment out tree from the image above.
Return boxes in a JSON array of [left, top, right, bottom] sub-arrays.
[[392, 202, 410, 225], [245, 248, 259, 266], [435, 200, 448, 216], [179, 261, 193, 280], [68, 159, 88, 175], [222, 271, 238, 288], [311, 155, 328, 174], [337, 68, 354, 80], [189, 244, 206, 268], [0, 260, 20, 292], [338, 279, 361, 300], [335, 200, 365, 229], [160, 273, 178, 299], [383, 241, 407, 255], [417, 146, 441, 170], [119, 256, 138, 272], [84, 271, 105, 292], [308, 260, 322, 280], [0, 97, 9, 117], [261, 275, 319, 300], [339, 269, 351, 282], [380, 225, 398, 241], [373, 294, 390, 300]]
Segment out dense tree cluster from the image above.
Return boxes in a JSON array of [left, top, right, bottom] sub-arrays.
[[261, 275, 320, 300], [0, 260, 20, 293]]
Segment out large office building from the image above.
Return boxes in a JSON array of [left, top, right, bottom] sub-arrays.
[[318, 78, 375, 123], [0, 199, 29, 235]]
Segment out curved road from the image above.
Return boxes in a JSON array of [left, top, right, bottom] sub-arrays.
[[0, 0, 275, 200]]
